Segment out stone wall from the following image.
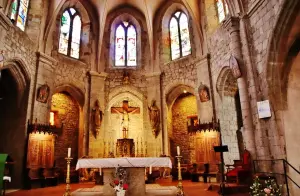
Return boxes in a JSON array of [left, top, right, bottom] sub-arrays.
[[171, 94, 197, 163], [51, 93, 79, 168]]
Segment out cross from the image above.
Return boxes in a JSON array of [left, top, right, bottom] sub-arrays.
[[111, 100, 140, 138]]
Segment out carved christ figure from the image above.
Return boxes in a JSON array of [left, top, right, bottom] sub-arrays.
[[148, 100, 160, 137], [111, 100, 140, 139]]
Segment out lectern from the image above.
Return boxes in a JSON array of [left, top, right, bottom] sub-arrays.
[[214, 145, 228, 196]]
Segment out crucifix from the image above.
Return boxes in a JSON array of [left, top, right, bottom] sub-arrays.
[[111, 100, 140, 138]]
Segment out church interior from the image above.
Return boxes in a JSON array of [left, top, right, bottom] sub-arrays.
[[0, 0, 299, 195]]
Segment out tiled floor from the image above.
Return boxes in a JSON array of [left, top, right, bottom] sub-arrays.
[[6, 181, 249, 196]]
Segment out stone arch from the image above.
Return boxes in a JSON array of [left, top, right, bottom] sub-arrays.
[[101, 6, 150, 71], [166, 84, 195, 108], [216, 66, 238, 99], [154, 1, 203, 65], [216, 66, 242, 164], [2, 58, 31, 106], [265, 0, 300, 111], [44, 0, 98, 65], [0, 59, 31, 188], [53, 84, 85, 107]]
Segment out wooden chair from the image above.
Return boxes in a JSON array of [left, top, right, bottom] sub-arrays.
[[226, 149, 252, 184], [42, 168, 58, 187]]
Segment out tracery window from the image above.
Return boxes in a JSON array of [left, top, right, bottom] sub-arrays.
[[58, 8, 82, 59], [169, 11, 191, 61], [115, 21, 137, 66], [216, 0, 229, 23], [10, 0, 30, 31]]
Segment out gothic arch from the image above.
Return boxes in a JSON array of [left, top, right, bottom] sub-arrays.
[[44, 0, 98, 65], [265, 0, 300, 111], [216, 66, 238, 99], [165, 84, 195, 108], [101, 6, 149, 71], [53, 83, 85, 107], [153, 1, 203, 65]]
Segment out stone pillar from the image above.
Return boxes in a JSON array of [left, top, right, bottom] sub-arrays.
[[32, 52, 57, 123], [146, 72, 163, 155], [222, 17, 257, 158], [88, 71, 108, 157]]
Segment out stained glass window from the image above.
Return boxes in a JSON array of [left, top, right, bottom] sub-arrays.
[[10, 0, 30, 31], [58, 8, 82, 59], [115, 22, 137, 67], [216, 0, 229, 23], [169, 11, 191, 60]]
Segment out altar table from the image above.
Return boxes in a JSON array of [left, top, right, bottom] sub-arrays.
[[76, 157, 172, 196]]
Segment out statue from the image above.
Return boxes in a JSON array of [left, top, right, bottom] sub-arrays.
[[148, 100, 160, 137], [92, 100, 103, 137], [36, 84, 50, 103], [229, 55, 242, 79]]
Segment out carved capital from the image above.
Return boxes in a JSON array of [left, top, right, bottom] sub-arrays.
[[222, 16, 240, 33]]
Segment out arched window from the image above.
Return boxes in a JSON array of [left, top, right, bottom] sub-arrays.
[[10, 0, 30, 31], [169, 11, 191, 61], [58, 8, 82, 59], [115, 22, 137, 66], [216, 0, 229, 23]]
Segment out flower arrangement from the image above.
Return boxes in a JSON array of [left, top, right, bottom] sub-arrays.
[[250, 176, 282, 196], [110, 166, 129, 196]]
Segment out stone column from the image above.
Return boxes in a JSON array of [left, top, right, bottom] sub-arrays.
[[88, 71, 108, 157], [32, 52, 57, 123], [146, 72, 163, 155], [222, 17, 257, 158]]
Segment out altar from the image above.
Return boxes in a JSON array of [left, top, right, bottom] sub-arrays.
[[76, 157, 172, 196]]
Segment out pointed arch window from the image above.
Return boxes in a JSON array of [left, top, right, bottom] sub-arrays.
[[115, 22, 137, 66], [58, 8, 82, 59], [10, 0, 30, 31], [216, 0, 229, 23], [169, 11, 191, 61]]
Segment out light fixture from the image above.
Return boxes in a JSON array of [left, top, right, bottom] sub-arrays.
[[183, 90, 187, 93]]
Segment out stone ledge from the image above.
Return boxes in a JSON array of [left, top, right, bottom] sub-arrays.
[[0, 10, 11, 30]]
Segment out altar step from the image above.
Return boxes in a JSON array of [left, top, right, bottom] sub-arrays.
[[71, 184, 177, 196], [207, 183, 249, 195]]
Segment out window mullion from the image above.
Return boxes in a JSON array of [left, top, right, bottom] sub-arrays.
[[177, 17, 182, 57], [68, 15, 74, 56], [125, 27, 128, 66]]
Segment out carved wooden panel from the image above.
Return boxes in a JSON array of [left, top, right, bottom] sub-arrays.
[[195, 132, 220, 167]]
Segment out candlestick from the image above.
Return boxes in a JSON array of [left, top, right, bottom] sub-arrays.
[[64, 157, 73, 196], [67, 148, 71, 157], [176, 155, 184, 196], [149, 165, 152, 174], [100, 167, 102, 176], [177, 146, 180, 156]]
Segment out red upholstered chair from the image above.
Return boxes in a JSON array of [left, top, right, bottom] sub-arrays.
[[226, 149, 252, 184]]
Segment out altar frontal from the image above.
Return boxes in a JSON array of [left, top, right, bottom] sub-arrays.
[[76, 157, 172, 196]]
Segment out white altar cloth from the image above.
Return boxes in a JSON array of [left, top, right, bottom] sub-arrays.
[[76, 157, 172, 170]]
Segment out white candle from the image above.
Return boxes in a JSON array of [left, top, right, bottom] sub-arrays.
[[68, 148, 71, 157], [149, 165, 152, 174], [100, 167, 102, 176], [177, 146, 180, 156]]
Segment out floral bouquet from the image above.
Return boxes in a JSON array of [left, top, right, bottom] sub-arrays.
[[250, 176, 282, 196], [110, 166, 129, 196]]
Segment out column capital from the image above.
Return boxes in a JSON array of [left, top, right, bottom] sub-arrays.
[[222, 16, 240, 33], [89, 71, 108, 79]]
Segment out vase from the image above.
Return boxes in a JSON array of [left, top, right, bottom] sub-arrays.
[[116, 190, 126, 196]]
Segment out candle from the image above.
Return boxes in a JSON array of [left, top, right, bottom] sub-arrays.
[[149, 165, 152, 174], [100, 167, 102, 176], [68, 148, 71, 157], [177, 146, 180, 156]]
